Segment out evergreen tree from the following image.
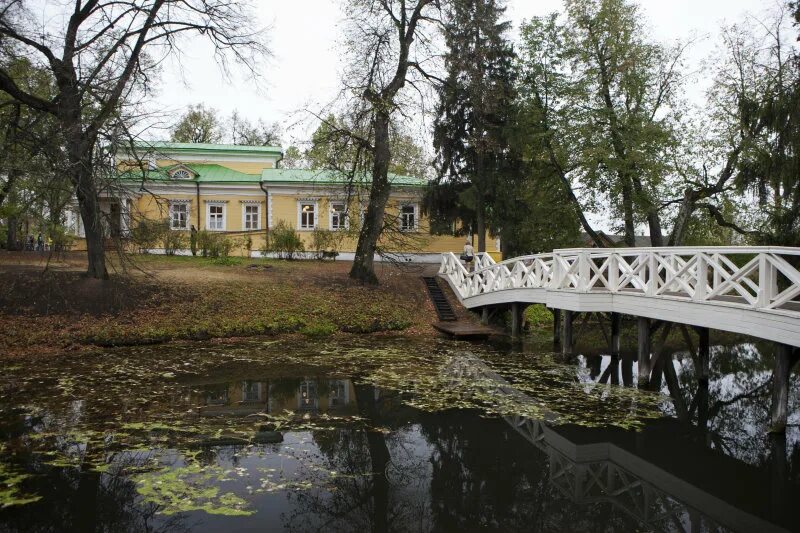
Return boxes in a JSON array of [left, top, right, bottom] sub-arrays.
[[433, 0, 516, 253]]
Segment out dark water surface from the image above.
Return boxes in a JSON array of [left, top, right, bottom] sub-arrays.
[[0, 336, 798, 532]]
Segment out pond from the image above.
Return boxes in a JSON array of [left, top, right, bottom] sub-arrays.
[[0, 335, 798, 532]]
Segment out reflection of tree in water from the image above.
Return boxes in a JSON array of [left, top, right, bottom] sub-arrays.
[[665, 341, 800, 468], [0, 423, 189, 532], [282, 384, 430, 532], [416, 410, 640, 532]]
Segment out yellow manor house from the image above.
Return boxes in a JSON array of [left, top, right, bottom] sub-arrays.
[[65, 142, 500, 262]]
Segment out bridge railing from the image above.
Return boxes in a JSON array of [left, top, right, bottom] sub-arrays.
[[440, 247, 800, 312]]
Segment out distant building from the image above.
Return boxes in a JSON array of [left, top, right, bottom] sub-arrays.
[[62, 142, 500, 262]]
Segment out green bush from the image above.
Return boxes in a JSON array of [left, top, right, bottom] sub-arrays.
[[266, 221, 305, 260], [131, 219, 168, 254], [48, 225, 75, 251], [196, 230, 236, 258], [524, 304, 554, 328], [162, 230, 187, 256], [310, 228, 342, 259]]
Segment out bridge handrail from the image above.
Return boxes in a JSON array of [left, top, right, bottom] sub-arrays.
[[439, 246, 800, 312]]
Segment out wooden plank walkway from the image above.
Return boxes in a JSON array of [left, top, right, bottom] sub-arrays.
[[432, 321, 495, 340]]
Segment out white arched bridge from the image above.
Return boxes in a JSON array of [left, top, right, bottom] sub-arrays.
[[438, 246, 800, 431], [439, 246, 800, 348]]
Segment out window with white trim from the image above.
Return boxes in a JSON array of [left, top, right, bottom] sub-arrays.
[[400, 204, 418, 231], [243, 204, 260, 230], [169, 202, 189, 230], [299, 202, 316, 230], [206, 203, 225, 231], [330, 202, 348, 230]]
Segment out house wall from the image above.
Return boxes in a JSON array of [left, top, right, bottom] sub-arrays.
[[67, 179, 501, 261]]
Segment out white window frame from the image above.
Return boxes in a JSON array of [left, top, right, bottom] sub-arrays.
[[399, 203, 418, 232], [242, 203, 261, 231], [329, 201, 349, 231], [169, 201, 190, 230], [297, 200, 318, 231], [206, 202, 226, 231]]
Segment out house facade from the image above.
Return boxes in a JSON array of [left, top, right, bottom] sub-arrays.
[[66, 142, 500, 262]]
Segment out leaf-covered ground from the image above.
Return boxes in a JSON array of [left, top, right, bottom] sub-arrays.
[[0, 252, 460, 358]]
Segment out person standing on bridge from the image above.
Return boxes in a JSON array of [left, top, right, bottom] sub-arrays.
[[462, 239, 475, 272]]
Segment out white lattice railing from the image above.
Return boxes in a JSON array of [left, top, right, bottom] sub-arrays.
[[439, 247, 800, 312]]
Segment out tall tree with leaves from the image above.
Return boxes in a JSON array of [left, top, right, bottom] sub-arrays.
[[516, 1, 691, 247], [170, 104, 223, 144], [433, 0, 516, 253], [0, 0, 267, 278]]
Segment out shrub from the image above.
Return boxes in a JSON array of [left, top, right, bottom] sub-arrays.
[[131, 219, 168, 254], [48, 225, 75, 252], [196, 230, 236, 258], [162, 230, 187, 256], [524, 304, 553, 328], [310, 228, 344, 259], [266, 221, 305, 260]]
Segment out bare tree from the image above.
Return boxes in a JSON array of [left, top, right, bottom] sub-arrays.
[[0, 0, 268, 278], [339, 0, 442, 284]]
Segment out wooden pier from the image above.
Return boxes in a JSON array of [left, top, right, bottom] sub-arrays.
[[432, 321, 495, 340]]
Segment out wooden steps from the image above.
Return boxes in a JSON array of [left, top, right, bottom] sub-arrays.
[[423, 276, 457, 322]]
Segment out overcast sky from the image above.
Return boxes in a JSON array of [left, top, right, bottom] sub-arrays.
[[148, 0, 777, 145]]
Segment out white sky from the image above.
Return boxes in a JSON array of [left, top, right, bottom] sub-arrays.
[[148, 0, 776, 144]]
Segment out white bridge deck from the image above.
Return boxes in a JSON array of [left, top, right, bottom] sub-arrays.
[[439, 247, 800, 347]]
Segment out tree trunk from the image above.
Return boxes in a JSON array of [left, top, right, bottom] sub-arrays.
[[622, 178, 636, 247], [668, 189, 696, 246], [476, 187, 486, 253], [631, 177, 664, 246], [350, 110, 392, 284], [72, 159, 108, 279], [6, 216, 17, 250]]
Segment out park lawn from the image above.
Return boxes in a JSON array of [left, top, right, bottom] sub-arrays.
[[0, 252, 445, 359]]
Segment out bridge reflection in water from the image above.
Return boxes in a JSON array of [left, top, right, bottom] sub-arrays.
[[445, 354, 797, 533]]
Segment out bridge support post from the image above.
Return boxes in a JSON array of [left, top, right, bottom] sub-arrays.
[[562, 311, 574, 354], [481, 307, 489, 326], [696, 327, 710, 383], [637, 317, 651, 387], [770, 344, 799, 432], [610, 313, 621, 356], [510, 303, 526, 338], [552, 308, 562, 345]]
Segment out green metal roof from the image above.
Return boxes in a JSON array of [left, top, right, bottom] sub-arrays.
[[119, 164, 428, 187], [260, 168, 428, 187], [119, 164, 261, 184], [132, 141, 283, 156]]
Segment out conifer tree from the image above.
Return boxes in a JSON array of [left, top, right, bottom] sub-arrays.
[[433, 0, 516, 253]]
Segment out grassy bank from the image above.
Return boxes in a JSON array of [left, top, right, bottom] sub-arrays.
[[0, 252, 442, 358]]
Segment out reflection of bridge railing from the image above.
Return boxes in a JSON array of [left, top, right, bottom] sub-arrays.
[[444, 355, 788, 533], [439, 247, 800, 346]]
